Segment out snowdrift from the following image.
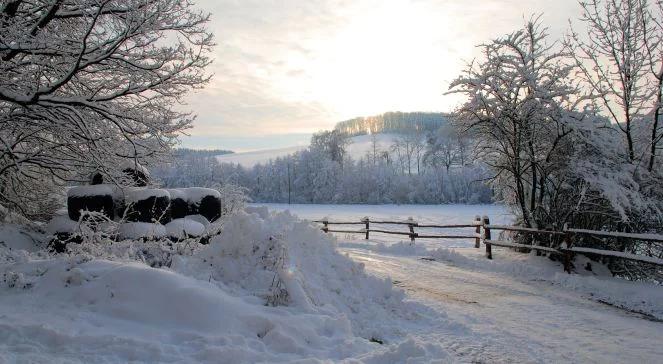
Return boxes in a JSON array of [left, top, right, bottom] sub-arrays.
[[174, 208, 420, 340], [0, 208, 452, 363]]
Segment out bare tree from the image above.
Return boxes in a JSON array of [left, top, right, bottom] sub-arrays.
[[0, 0, 213, 217], [640, 0, 663, 171], [566, 0, 656, 165], [391, 131, 424, 176], [425, 124, 462, 172]]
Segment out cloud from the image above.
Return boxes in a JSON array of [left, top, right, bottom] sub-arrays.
[[184, 0, 581, 149]]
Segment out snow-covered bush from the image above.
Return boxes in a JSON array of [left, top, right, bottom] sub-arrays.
[[213, 183, 250, 217]]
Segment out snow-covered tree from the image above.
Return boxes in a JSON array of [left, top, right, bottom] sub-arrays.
[[0, 0, 213, 218], [566, 0, 661, 169], [425, 123, 464, 172], [449, 17, 579, 228]]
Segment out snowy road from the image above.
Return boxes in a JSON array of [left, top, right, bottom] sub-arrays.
[[342, 246, 663, 363], [256, 203, 663, 363]]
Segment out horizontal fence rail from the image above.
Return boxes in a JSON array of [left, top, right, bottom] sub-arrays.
[[314, 216, 483, 244], [313, 216, 663, 273]]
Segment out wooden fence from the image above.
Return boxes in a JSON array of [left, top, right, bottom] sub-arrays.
[[313, 217, 663, 273]]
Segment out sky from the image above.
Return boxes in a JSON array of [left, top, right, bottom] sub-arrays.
[[182, 0, 581, 151]]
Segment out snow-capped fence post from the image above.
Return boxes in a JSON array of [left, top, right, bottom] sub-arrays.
[[322, 220, 329, 233], [474, 215, 481, 248], [407, 218, 417, 244], [363, 217, 370, 239], [483, 216, 492, 259]]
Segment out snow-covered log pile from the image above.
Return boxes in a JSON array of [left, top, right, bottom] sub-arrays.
[[184, 187, 223, 222], [166, 188, 189, 219], [67, 185, 115, 221], [124, 188, 171, 224], [58, 184, 222, 245], [54, 177, 225, 248]]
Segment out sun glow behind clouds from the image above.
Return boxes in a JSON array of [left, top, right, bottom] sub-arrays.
[[183, 0, 581, 149], [273, 0, 466, 121]]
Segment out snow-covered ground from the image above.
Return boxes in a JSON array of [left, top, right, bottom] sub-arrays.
[[254, 203, 513, 250], [1, 204, 662, 363], [257, 203, 663, 362], [215, 133, 399, 167], [215, 145, 306, 168]]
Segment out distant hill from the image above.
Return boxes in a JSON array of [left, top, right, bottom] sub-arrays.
[[174, 148, 233, 158], [213, 112, 451, 167], [215, 134, 400, 168], [215, 145, 307, 168], [334, 111, 449, 136]]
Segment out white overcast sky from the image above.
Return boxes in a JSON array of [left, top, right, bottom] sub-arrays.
[[182, 0, 581, 151]]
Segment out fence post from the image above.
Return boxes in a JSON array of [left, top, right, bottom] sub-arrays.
[[483, 216, 492, 259], [474, 215, 481, 248], [364, 217, 369, 240], [563, 226, 573, 273], [323, 220, 329, 233], [408, 222, 416, 244]]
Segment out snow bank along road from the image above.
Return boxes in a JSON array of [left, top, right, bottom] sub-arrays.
[[262, 203, 663, 363]]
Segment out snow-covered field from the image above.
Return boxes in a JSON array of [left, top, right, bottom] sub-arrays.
[[215, 134, 399, 167], [215, 145, 306, 168], [1, 203, 662, 363], [253, 203, 512, 250]]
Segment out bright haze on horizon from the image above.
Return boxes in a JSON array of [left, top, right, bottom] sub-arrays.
[[184, 0, 580, 152]]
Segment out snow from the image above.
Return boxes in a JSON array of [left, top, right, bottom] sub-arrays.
[[568, 228, 663, 242], [186, 214, 211, 227], [216, 145, 306, 167], [0, 208, 459, 363], [1, 203, 662, 363], [183, 187, 221, 203], [117, 222, 167, 240], [215, 134, 400, 168], [67, 184, 114, 197], [166, 187, 221, 203], [0, 225, 43, 252], [569, 246, 663, 265], [255, 203, 513, 250], [124, 188, 170, 203], [344, 133, 399, 156], [166, 188, 187, 200], [165, 218, 205, 238], [257, 203, 663, 361], [45, 215, 80, 234], [119, 160, 150, 176]]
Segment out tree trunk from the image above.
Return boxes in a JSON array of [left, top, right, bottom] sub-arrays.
[[648, 76, 662, 172]]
